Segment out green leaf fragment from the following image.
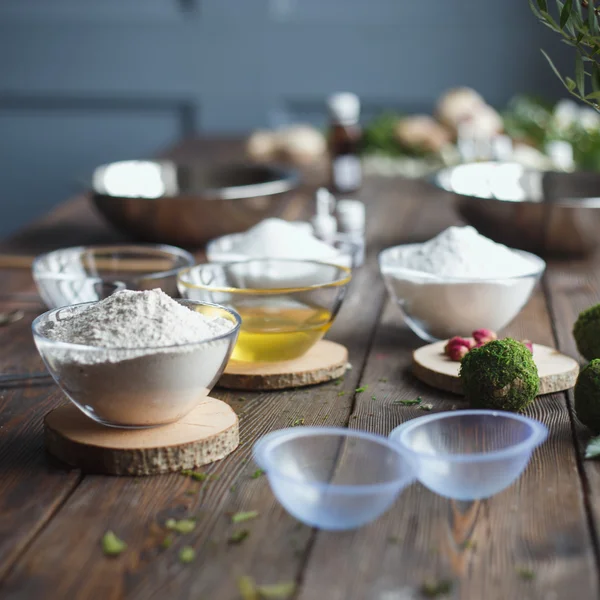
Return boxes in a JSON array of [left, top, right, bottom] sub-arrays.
[[238, 576, 259, 600], [231, 510, 259, 524], [379, 377, 388, 383], [566, 76, 578, 91], [355, 385, 368, 393], [393, 397, 422, 406], [560, 0, 573, 29], [161, 534, 174, 549], [228, 529, 250, 544], [586, 435, 600, 458], [251, 469, 265, 479], [420, 579, 453, 598], [371, 395, 377, 401], [101, 531, 127, 556], [337, 391, 346, 396], [257, 582, 296, 599], [516, 566, 535, 580], [165, 518, 196, 534], [576, 51, 585, 94], [178, 546, 196, 564], [291, 418, 305, 427], [191, 472, 208, 481]]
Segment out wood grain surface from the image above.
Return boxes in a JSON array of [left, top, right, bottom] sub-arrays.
[[0, 138, 598, 600]]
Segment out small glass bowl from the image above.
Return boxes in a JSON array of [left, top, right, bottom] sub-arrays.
[[32, 244, 195, 309], [32, 299, 240, 428], [206, 231, 360, 269], [253, 427, 415, 530], [389, 410, 548, 500], [378, 244, 546, 342], [177, 259, 351, 363]]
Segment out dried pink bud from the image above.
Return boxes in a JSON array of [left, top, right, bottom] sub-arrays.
[[472, 328, 498, 345], [447, 343, 470, 361], [521, 340, 533, 354], [444, 336, 473, 361]]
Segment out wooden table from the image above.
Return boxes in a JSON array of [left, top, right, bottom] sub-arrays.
[[0, 139, 598, 600]]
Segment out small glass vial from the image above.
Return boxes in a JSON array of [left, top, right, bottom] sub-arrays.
[[327, 92, 362, 194]]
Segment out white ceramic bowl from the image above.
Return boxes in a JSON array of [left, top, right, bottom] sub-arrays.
[[378, 244, 546, 342]]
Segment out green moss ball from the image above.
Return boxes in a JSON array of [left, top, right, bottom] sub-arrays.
[[459, 338, 539, 412], [575, 359, 600, 434], [573, 304, 600, 361]]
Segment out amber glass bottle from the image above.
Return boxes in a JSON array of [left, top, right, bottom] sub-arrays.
[[327, 93, 362, 194]]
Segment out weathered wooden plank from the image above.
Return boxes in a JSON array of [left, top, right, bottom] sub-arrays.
[[298, 198, 599, 600], [0, 177, 422, 599], [544, 258, 600, 573]]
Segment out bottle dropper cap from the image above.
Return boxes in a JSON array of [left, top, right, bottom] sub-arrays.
[[336, 199, 365, 234], [327, 93, 360, 125]]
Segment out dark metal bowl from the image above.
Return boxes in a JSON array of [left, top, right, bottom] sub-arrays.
[[90, 160, 299, 247], [431, 162, 600, 258]]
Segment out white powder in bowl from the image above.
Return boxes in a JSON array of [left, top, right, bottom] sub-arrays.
[[207, 218, 356, 268], [379, 227, 545, 340], [229, 218, 339, 261], [396, 226, 536, 278], [37, 289, 236, 427]]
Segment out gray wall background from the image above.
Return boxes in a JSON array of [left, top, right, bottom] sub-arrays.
[[0, 0, 572, 237]]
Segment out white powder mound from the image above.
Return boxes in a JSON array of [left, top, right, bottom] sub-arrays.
[[229, 218, 339, 260], [45, 288, 232, 348], [397, 226, 536, 279]]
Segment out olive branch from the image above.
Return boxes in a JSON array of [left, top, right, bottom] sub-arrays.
[[530, 0, 600, 109]]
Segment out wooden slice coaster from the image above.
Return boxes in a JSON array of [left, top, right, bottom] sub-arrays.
[[44, 397, 239, 476], [412, 340, 579, 396], [218, 340, 348, 390]]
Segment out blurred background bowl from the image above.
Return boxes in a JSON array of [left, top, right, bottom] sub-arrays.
[[379, 243, 545, 342], [431, 162, 600, 258], [90, 160, 299, 247], [33, 244, 194, 309], [178, 259, 351, 363]]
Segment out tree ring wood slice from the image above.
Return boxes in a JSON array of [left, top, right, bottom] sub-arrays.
[[219, 340, 349, 390], [44, 397, 239, 476], [412, 340, 579, 396]]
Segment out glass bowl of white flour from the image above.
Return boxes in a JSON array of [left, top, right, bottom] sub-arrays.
[[378, 226, 546, 342], [32, 289, 240, 428]]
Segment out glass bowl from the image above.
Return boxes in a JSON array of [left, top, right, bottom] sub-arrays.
[[253, 427, 415, 530], [32, 299, 240, 428], [378, 244, 546, 342], [177, 259, 351, 363], [32, 244, 195, 309], [206, 231, 360, 269], [389, 410, 548, 500]]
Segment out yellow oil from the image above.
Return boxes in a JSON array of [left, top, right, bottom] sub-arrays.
[[231, 305, 332, 362]]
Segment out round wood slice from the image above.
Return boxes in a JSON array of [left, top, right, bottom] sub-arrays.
[[44, 397, 239, 476], [412, 341, 579, 396], [219, 340, 348, 390]]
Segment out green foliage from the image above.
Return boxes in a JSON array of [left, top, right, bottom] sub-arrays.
[[459, 338, 539, 412], [575, 359, 600, 433], [361, 112, 406, 157], [573, 303, 600, 360], [530, 0, 600, 110]]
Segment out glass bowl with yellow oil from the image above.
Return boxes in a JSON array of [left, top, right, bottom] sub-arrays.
[[177, 259, 351, 363]]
